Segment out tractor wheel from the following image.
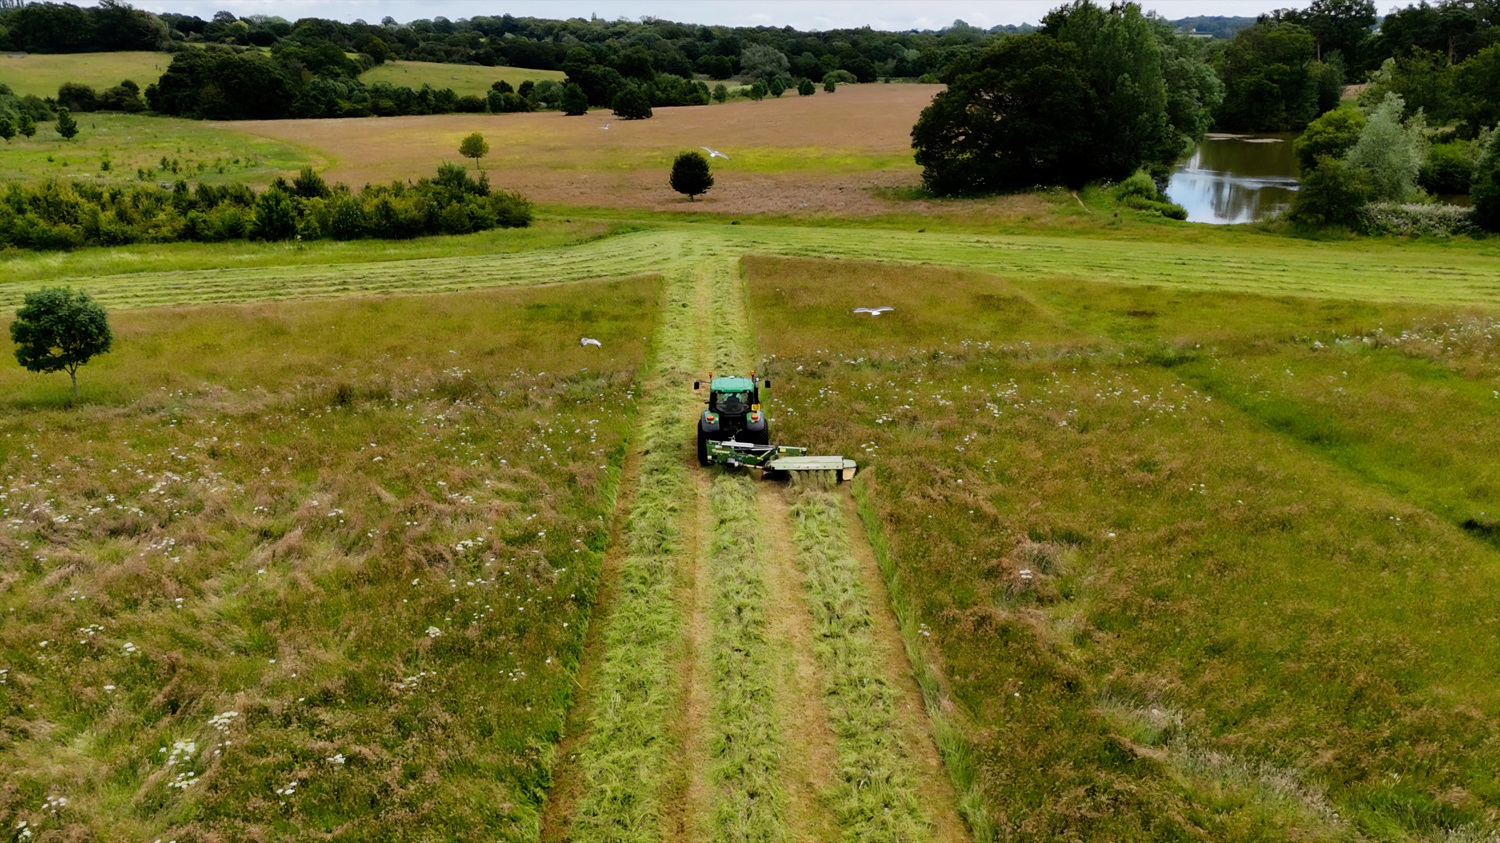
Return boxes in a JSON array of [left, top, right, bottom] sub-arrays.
[[697, 427, 711, 466], [747, 425, 770, 446]]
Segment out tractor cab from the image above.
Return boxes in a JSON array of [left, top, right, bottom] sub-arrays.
[[694, 372, 771, 464]]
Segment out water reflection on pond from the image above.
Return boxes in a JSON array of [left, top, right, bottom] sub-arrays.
[[1167, 133, 1300, 225]]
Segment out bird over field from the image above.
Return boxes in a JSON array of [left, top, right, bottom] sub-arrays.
[[851, 307, 894, 316], [579, 337, 602, 347], [700, 146, 730, 159]]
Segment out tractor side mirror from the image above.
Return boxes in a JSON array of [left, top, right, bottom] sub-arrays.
[[693, 381, 701, 390], [761, 380, 770, 389]]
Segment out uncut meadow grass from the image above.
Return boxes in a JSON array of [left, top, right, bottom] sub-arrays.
[[0, 279, 657, 841], [748, 255, 1500, 842]]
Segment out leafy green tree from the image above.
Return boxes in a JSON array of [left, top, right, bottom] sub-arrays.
[[1295, 107, 1366, 172], [712, 83, 728, 103], [824, 77, 837, 93], [1214, 20, 1321, 131], [749, 80, 767, 102], [669, 150, 714, 200], [55, 107, 78, 140], [798, 78, 815, 96], [768, 76, 786, 98], [1289, 155, 1372, 228], [740, 43, 789, 83], [291, 166, 331, 199], [459, 131, 490, 172], [1346, 93, 1428, 202], [10, 287, 113, 400], [0, 116, 13, 142], [1453, 44, 1500, 135], [611, 87, 652, 120], [1275, 0, 1377, 64], [560, 82, 589, 116], [1472, 129, 1500, 231], [1421, 140, 1480, 194], [911, 34, 1103, 193], [18, 112, 35, 138], [251, 188, 299, 241]]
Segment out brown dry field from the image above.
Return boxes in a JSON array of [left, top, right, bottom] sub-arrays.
[[224, 84, 958, 216]]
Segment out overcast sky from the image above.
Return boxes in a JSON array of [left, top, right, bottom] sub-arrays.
[[131, 0, 1320, 29]]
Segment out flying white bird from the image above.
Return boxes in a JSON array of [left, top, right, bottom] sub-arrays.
[[851, 307, 894, 316], [600, 123, 611, 130], [579, 337, 602, 347], [700, 146, 730, 159]]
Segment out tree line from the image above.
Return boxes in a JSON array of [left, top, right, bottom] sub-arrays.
[[0, 164, 533, 250]]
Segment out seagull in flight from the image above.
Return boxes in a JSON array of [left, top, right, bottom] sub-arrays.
[[579, 337, 602, 347], [851, 307, 894, 316], [600, 122, 611, 130], [701, 146, 730, 159]]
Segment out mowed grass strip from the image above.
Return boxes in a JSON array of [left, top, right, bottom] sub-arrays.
[[750, 256, 1500, 841], [787, 477, 929, 843], [0, 279, 657, 841], [705, 473, 790, 843], [569, 266, 699, 843]]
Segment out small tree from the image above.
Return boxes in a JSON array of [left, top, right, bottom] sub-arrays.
[[670, 150, 714, 201], [749, 81, 767, 102], [561, 83, 589, 116], [0, 117, 14, 142], [251, 188, 299, 241], [824, 78, 837, 93], [1472, 129, 1500, 232], [1294, 107, 1365, 173], [18, 112, 36, 139], [1288, 156, 1371, 228], [10, 287, 113, 400], [768, 76, 786, 98], [612, 87, 652, 120], [712, 83, 728, 103], [1345, 93, 1427, 203], [459, 132, 490, 172], [797, 78, 815, 96], [55, 107, 78, 141]]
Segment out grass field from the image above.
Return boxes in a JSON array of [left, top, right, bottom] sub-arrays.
[[748, 255, 1500, 841], [359, 60, 565, 96], [0, 278, 658, 840], [0, 51, 168, 98], [0, 112, 317, 187]]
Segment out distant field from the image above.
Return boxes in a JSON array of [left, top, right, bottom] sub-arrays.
[[226, 84, 933, 214], [0, 112, 317, 186], [359, 60, 565, 96], [0, 51, 168, 97]]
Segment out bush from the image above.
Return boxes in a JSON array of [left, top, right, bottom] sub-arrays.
[[1420, 141, 1479, 195], [1294, 107, 1365, 173], [612, 87, 652, 119], [1289, 156, 1371, 229], [1360, 202, 1478, 237], [1473, 129, 1500, 232]]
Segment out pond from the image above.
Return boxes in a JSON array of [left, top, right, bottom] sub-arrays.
[[1167, 133, 1301, 225]]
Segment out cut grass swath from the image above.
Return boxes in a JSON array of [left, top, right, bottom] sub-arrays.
[[788, 476, 929, 843], [705, 473, 790, 843], [568, 267, 699, 843]]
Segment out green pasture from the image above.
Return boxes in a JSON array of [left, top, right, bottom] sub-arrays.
[[0, 51, 168, 98], [749, 255, 1500, 841], [0, 278, 659, 840], [359, 60, 565, 97], [0, 112, 315, 186]]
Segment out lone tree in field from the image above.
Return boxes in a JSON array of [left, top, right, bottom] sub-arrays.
[[561, 82, 589, 116], [0, 117, 14, 142], [459, 132, 490, 173], [18, 112, 36, 139], [55, 107, 79, 141], [798, 78, 816, 96], [10, 287, 114, 401], [670, 150, 714, 201], [612, 87, 652, 120]]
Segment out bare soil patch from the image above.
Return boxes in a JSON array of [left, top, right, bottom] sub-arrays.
[[224, 85, 941, 216]]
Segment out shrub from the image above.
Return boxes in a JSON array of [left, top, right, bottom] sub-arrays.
[[1289, 156, 1371, 229], [56, 81, 99, 112], [797, 78, 815, 96], [1473, 129, 1500, 232], [1420, 141, 1479, 195], [1294, 107, 1365, 174], [611, 87, 652, 119], [1360, 202, 1478, 237]]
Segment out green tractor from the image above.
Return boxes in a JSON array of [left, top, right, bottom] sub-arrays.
[[694, 371, 770, 466], [694, 371, 858, 480]]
